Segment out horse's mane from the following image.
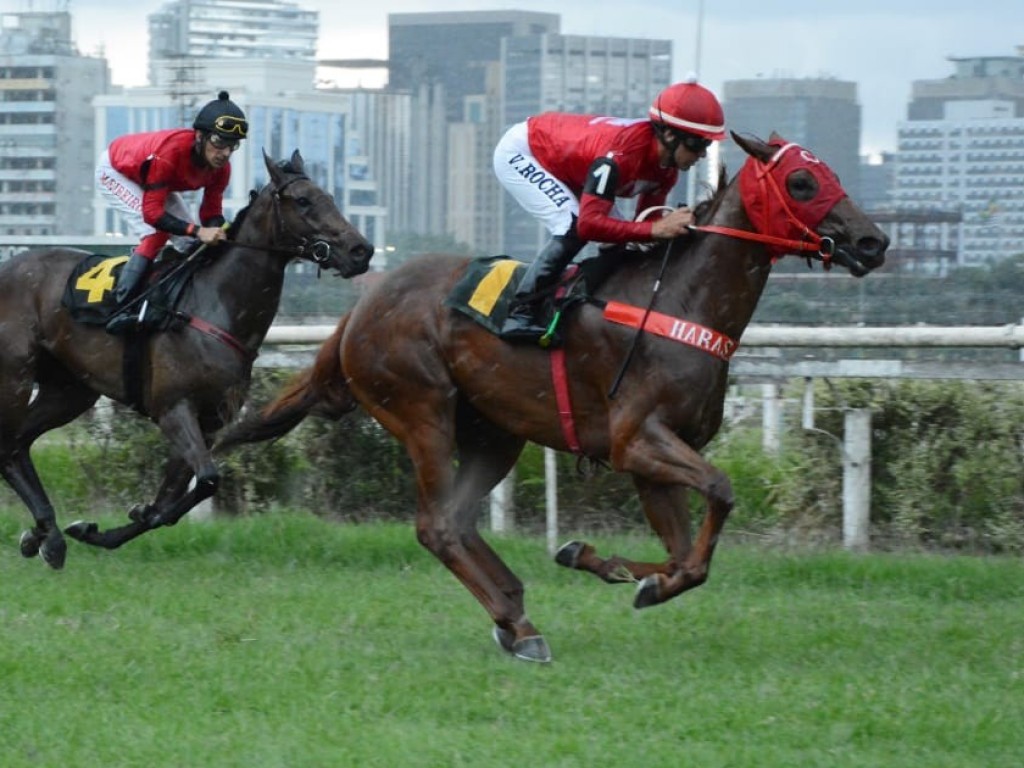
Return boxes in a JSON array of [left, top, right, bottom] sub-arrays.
[[226, 157, 308, 239], [227, 198, 254, 239], [691, 164, 731, 226]]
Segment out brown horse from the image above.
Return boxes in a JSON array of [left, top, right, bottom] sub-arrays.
[[218, 133, 888, 662], [0, 149, 373, 569]]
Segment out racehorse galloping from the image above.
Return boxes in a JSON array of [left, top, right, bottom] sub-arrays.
[[219, 133, 888, 662], [0, 150, 373, 569]]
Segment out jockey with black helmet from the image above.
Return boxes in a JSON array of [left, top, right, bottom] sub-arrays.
[[492, 77, 726, 343], [95, 91, 249, 332]]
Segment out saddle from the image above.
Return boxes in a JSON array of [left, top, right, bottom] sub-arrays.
[[444, 252, 617, 348], [62, 250, 203, 333], [62, 250, 207, 414]]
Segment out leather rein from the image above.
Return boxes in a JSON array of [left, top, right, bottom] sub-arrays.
[[180, 175, 337, 358], [231, 174, 338, 266]]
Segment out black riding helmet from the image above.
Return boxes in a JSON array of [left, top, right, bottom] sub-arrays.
[[193, 91, 248, 141]]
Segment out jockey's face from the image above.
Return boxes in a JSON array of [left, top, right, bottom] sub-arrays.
[[195, 130, 238, 169], [656, 127, 711, 171]]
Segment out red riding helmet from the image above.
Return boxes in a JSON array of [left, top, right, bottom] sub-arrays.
[[649, 78, 726, 141]]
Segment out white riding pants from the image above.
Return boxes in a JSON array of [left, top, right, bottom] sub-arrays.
[[95, 150, 195, 255], [492, 121, 579, 238]]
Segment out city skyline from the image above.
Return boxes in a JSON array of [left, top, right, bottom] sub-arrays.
[[59, 0, 1024, 155]]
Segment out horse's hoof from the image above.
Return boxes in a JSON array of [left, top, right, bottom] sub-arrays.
[[554, 540, 584, 569], [512, 635, 552, 663], [633, 574, 663, 609], [19, 529, 41, 558], [492, 625, 515, 653], [64, 520, 98, 542], [128, 504, 151, 524], [491, 626, 553, 663], [40, 534, 67, 570]]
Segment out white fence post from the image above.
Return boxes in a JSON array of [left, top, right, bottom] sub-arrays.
[[842, 408, 872, 550], [761, 382, 782, 454], [801, 377, 815, 430], [489, 470, 515, 533], [544, 447, 559, 555]]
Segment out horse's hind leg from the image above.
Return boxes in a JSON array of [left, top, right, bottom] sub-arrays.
[[452, 404, 537, 653], [556, 478, 691, 585], [2, 374, 99, 568], [367, 394, 550, 662], [1, 452, 68, 569]]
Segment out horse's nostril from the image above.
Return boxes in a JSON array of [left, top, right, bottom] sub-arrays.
[[858, 236, 888, 259]]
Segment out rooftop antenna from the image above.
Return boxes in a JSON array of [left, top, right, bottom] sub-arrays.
[[687, 0, 705, 205]]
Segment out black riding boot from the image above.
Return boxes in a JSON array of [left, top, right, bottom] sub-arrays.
[[112, 252, 150, 305], [500, 233, 585, 342], [105, 252, 150, 335]]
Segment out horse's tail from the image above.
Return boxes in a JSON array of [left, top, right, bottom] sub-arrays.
[[214, 315, 354, 453]]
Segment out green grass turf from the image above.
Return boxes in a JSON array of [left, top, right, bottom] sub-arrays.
[[1, 509, 1021, 767]]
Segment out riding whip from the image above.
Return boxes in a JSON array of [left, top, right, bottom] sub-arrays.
[[607, 235, 676, 400]]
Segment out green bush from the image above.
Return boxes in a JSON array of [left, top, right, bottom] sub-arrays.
[[7, 370, 1023, 555]]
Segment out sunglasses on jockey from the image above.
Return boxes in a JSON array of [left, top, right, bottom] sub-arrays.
[[208, 133, 241, 152], [654, 122, 712, 156], [676, 131, 712, 154]]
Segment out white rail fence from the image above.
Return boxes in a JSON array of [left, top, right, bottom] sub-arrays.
[[262, 323, 1024, 552]]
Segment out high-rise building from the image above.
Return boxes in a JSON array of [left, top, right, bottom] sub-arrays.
[[388, 11, 560, 124], [0, 11, 109, 236], [386, 11, 560, 249], [893, 51, 1024, 265], [148, 0, 318, 84], [720, 77, 861, 199]]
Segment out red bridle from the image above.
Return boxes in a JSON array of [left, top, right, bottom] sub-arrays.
[[690, 141, 847, 266]]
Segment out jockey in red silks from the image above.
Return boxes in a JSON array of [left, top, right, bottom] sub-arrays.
[[95, 91, 248, 329], [492, 77, 726, 343]]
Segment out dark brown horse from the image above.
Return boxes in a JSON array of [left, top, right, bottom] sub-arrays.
[[218, 133, 888, 662], [0, 149, 373, 569]]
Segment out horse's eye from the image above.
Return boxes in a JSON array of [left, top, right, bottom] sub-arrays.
[[294, 196, 312, 208], [787, 172, 818, 201]]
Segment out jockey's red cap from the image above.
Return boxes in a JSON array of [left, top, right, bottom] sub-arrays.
[[649, 77, 726, 142]]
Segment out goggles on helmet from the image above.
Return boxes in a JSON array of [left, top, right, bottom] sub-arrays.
[[213, 115, 247, 137]]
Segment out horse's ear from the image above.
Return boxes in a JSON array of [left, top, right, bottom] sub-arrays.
[[290, 149, 305, 174], [731, 131, 773, 162], [264, 148, 285, 187]]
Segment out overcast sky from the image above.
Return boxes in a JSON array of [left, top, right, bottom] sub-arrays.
[[59, 0, 1024, 154]]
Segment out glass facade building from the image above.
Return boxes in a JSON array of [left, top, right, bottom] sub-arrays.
[[721, 78, 861, 200], [0, 12, 108, 237], [894, 54, 1024, 265]]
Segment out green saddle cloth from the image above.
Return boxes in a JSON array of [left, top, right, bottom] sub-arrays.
[[443, 256, 526, 335]]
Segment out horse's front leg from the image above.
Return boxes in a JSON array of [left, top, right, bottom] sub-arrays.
[[559, 422, 734, 609], [67, 402, 217, 549], [627, 431, 733, 609], [555, 479, 691, 584]]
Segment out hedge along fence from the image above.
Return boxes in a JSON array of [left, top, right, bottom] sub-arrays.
[[12, 371, 1024, 554]]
